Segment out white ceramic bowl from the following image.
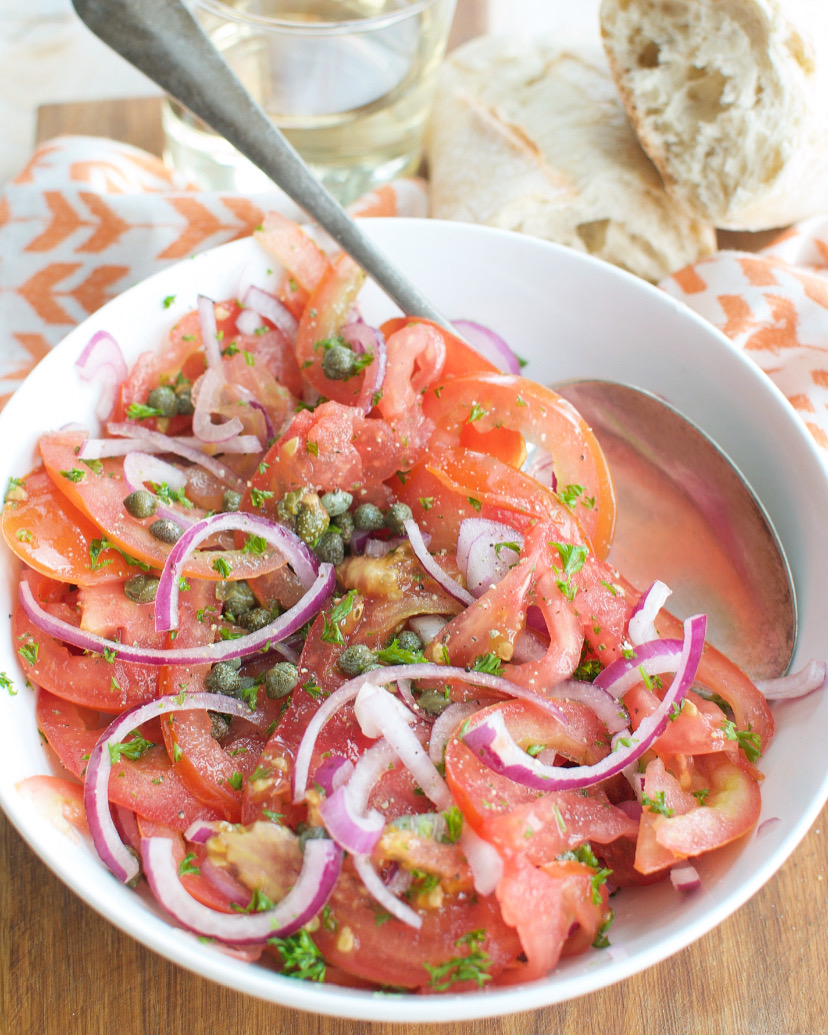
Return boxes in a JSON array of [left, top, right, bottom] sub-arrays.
[[1, 219, 826, 1021]]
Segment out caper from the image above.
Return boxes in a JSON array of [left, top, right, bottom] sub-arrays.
[[297, 824, 329, 852], [320, 489, 353, 518], [239, 606, 274, 632], [336, 511, 354, 544], [321, 344, 356, 381], [205, 661, 242, 695], [209, 711, 232, 741], [314, 530, 344, 566], [396, 629, 423, 653], [385, 502, 413, 536], [417, 688, 451, 716], [221, 489, 242, 513], [217, 579, 257, 618], [149, 518, 183, 544], [175, 384, 194, 416], [265, 662, 299, 699], [353, 502, 384, 532], [147, 385, 179, 418], [123, 489, 157, 519], [296, 505, 329, 546], [276, 488, 305, 526], [338, 643, 376, 677], [123, 573, 160, 604]]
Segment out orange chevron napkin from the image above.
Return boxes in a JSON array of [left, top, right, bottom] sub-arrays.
[[0, 136, 427, 409]]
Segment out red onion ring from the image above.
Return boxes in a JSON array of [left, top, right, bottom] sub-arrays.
[[19, 563, 334, 667], [291, 663, 569, 804], [235, 307, 262, 337], [594, 637, 685, 700], [243, 285, 299, 344], [460, 826, 504, 896], [462, 614, 706, 793], [154, 511, 318, 632], [79, 433, 262, 461], [428, 701, 482, 764], [628, 581, 672, 646], [142, 835, 342, 944], [84, 691, 251, 883], [547, 679, 630, 735], [352, 854, 422, 929], [192, 366, 245, 444], [313, 755, 353, 797], [318, 740, 394, 855], [105, 422, 246, 491], [122, 451, 197, 529], [198, 295, 223, 369], [342, 321, 388, 414], [456, 518, 523, 598], [403, 519, 474, 607], [451, 319, 521, 374], [755, 660, 827, 700], [75, 330, 128, 421]]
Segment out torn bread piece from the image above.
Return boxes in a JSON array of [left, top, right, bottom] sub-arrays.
[[600, 0, 828, 230], [425, 34, 715, 283]]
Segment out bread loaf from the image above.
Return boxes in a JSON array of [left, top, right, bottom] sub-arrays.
[[425, 35, 715, 283], [600, 0, 828, 230]]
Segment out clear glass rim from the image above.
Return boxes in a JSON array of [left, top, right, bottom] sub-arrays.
[[192, 0, 450, 34]]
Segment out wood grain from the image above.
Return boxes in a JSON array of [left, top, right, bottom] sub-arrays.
[[8, 2, 828, 1030]]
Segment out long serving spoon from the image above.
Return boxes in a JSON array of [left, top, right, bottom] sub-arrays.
[[71, 0, 797, 679]]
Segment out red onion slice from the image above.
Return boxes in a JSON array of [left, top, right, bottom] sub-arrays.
[[628, 581, 672, 646], [292, 663, 569, 804], [318, 740, 395, 855], [456, 518, 523, 598], [403, 519, 473, 607], [407, 615, 448, 646], [122, 451, 197, 529], [428, 701, 482, 764], [460, 826, 504, 897], [19, 563, 334, 667], [451, 319, 522, 374], [198, 295, 223, 369], [154, 511, 318, 632], [352, 854, 422, 929], [342, 321, 388, 414], [462, 614, 706, 793], [548, 679, 630, 736], [142, 834, 342, 944], [75, 330, 128, 421], [85, 692, 251, 883], [755, 660, 828, 700], [106, 422, 246, 491], [79, 432, 261, 462], [192, 366, 245, 444], [670, 862, 701, 893], [243, 285, 299, 344], [235, 307, 262, 337], [313, 755, 353, 797], [594, 637, 685, 700], [354, 684, 453, 811]]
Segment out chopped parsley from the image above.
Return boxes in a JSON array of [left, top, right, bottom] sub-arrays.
[[108, 730, 155, 764], [268, 929, 326, 982]]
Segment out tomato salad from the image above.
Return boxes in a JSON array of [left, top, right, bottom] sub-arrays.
[[0, 212, 807, 993]]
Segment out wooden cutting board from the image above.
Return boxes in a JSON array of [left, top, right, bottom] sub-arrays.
[[3, 18, 827, 1033]]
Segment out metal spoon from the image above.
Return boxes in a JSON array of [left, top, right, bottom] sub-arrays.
[[556, 380, 796, 681], [72, 0, 797, 679]]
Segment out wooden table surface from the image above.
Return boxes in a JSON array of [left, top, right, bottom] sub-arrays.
[[4, 4, 828, 1032]]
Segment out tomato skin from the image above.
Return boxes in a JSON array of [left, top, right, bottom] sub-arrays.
[[312, 868, 521, 990], [424, 375, 616, 558], [1, 468, 135, 585]]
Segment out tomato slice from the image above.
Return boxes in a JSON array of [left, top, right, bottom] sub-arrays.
[[375, 321, 446, 424], [1, 467, 136, 585], [424, 375, 616, 558], [39, 430, 283, 581], [254, 211, 331, 294], [17, 775, 88, 837], [379, 317, 500, 381]]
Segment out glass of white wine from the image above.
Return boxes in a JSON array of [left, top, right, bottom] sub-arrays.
[[162, 0, 457, 203]]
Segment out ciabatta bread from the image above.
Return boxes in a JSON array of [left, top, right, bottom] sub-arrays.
[[600, 0, 828, 230], [425, 35, 715, 284]]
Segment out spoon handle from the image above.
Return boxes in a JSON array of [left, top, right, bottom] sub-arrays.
[[71, 0, 452, 327]]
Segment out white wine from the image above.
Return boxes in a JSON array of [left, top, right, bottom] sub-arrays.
[[162, 0, 456, 203]]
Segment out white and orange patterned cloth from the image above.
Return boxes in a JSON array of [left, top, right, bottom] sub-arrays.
[[0, 136, 427, 409], [2, 135, 828, 465]]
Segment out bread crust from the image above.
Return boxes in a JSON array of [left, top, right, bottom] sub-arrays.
[[425, 35, 715, 283], [600, 0, 828, 230]]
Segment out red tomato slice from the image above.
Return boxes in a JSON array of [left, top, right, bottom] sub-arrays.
[[375, 321, 446, 424], [312, 869, 521, 990], [379, 317, 500, 381], [40, 430, 283, 581], [17, 774, 88, 837], [254, 211, 331, 294], [424, 375, 616, 559], [1, 467, 136, 585]]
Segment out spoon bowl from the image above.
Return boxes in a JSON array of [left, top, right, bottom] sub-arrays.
[[556, 380, 797, 681], [72, 1, 798, 677]]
